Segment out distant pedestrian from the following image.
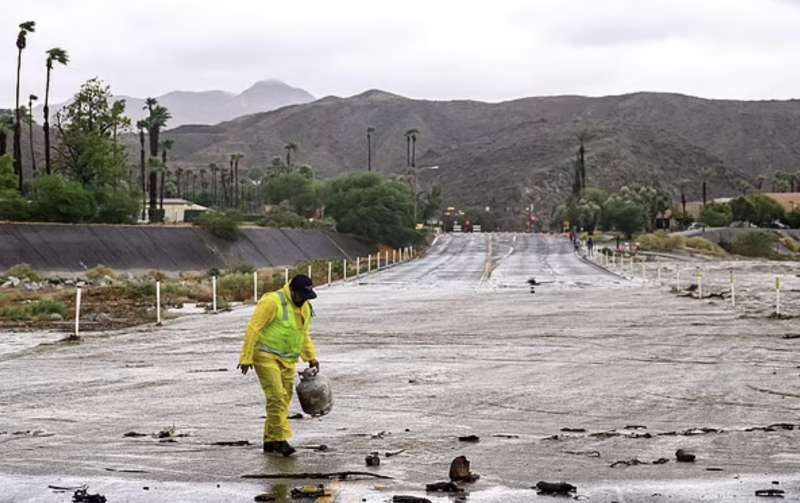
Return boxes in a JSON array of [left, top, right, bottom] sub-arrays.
[[587, 237, 594, 254]]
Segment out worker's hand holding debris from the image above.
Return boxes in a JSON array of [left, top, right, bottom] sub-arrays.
[[308, 359, 320, 372], [237, 364, 251, 375]]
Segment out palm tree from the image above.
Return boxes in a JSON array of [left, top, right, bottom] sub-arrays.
[[136, 120, 147, 220], [175, 167, 183, 198], [0, 112, 14, 157], [678, 178, 690, 224], [159, 139, 174, 211], [192, 172, 198, 200], [14, 21, 35, 190], [577, 131, 588, 192], [43, 48, 68, 175], [143, 100, 171, 222], [27, 94, 37, 174], [285, 142, 298, 167], [231, 153, 244, 207], [367, 126, 375, 171], [755, 174, 767, 192], [404, 129, 419, 167], [199, 168, 208, 200], [209, 163, 218, 205]]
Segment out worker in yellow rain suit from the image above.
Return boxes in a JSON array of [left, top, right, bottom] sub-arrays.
[[238, 274, 319, 456]]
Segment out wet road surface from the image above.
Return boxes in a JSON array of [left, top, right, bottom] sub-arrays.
[[2, 233, 800, 502]]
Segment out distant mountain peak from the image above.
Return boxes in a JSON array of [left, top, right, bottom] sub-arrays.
[[353, 89, 405, 100], [37, 79, 315, 127]]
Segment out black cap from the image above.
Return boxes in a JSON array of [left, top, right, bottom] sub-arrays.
[[289, 274, 317, 301]]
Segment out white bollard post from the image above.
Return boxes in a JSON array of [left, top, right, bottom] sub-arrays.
[[284, 267, 289, 285], [730, 270, 735, 307], [776, 276, 782, 317], [156, 280, 162, 326], [641, 264, 646, 283], [657, 266, 662, 284], [253, 271, 259, 303], [327, 262, 332, 286], [676, 269, 680, 291], [356, 257, 361, 276], [393, 250, 397, 264], [308, 264, 312, 279], [385, 251, 389, 267], [368, 254, 372, 273], [376, 252, 381, 270], [212, 276, 218, 313], [697, 271, 703, 299], [74, 287, 82, 337], [343, 259, 347, 281]]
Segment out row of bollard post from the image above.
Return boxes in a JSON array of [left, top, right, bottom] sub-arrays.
[[71, 246, 419, 336], [592, 247, 784, 317]]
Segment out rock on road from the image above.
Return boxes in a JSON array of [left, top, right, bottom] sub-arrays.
[[2, 233, 799, 502]]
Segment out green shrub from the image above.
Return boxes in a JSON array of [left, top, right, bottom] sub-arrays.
[[0, 190, 32, 221], [638, 231, 685, 252], [0, 304, 32, 321], [702, 203, 733, 227], [30, 175, 96, 223], [195, 211, 241, 241], [85, 265, 118, 280], [730, 231, 778, 258], [787, 209, 800, 229], [218, 272, 253, 301], [29, 300, 67, 319], [685, 237, 726, 256], [3, 263, 42, 281], [94, 188, 140, 224], [258, 206, 310, 229]]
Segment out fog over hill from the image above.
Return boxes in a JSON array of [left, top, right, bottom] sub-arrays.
[[163, 90, 800, 217]]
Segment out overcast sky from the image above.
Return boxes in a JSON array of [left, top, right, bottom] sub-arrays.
[[3, 0, 800, 108]]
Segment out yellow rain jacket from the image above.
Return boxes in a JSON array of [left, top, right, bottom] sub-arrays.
[[239, 285, 317, 442]]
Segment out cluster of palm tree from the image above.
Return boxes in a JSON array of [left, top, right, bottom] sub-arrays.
[[133, 98, 172, 221], [8, 20, 70, 191]]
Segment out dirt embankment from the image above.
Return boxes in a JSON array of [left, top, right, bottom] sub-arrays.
[[0, 223, 372, 272]]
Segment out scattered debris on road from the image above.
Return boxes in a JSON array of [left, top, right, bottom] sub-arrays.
[[242, 472, 393, 480], [392, 497, 431, 503], [755, 488, 785, 498], [290, 485, 328, 499], [449, 456, 479, 482], [365, 452, 381, 466], [676, 449, 696, 462], [534, 481, 577, 496], [210, 440, 251, 446], [425, 481, 463, 494], [457, 434, 479, 442], [72, 487, 107, 503]]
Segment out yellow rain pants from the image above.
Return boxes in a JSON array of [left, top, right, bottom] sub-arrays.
[[254, 350, 296, 442]]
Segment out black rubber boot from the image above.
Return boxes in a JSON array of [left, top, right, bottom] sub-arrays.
[[273, 441, 296, 457], [263, 441, 277, 453]]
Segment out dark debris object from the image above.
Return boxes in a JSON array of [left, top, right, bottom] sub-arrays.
[[610, 459, 645, 468], [652, 458, 669, 465], [560, 427, 586, 433], [676, 449, 696, 462], [457, 435, 480, 443], [254, 494, 276, 502], [425, 481, 463, 493], [449, 456, 479, 483], [535, 481, 577, 495], [211, 440, 251, 446], [122, 431, 147, 437], [365, 453, 381, 467], [288, 413, 304, 420], [393, 497, 432, 503], [755, 488, 785, 498], [72, 488, 107, 503], [290, 485, 326, 499]]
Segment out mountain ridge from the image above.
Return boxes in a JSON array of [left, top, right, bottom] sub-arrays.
[[162, 89, 800, 218], [35, 79, 314, 127]]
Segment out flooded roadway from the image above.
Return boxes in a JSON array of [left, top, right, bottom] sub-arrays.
[[2, 233, 800, 502]]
